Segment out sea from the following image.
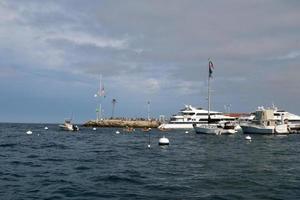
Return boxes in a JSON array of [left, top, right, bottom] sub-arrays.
[[0, 123, 300, 200]]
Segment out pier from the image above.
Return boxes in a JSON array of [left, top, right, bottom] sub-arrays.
[[83, 118, 161, 128]]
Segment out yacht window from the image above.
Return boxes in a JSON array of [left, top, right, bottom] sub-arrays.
[[196, 113, 207, 116], [184, 113, 195, 116]]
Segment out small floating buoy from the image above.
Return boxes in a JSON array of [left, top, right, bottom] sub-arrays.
[[159, 136, 169, 146], [115, 130, 120, 134], [92, 127, 97, 131], [44, 127, 48, 130], [245, 135, 252, 140], [147, 144, 151, 148], [26, 130, 33, 135], [185, 131, 189, 134]]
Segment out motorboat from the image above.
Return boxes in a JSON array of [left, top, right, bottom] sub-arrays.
[[123, 126, 134, 132], [141, 127, 151, 132], [242, 105, 300, 131], [241, 108, 289, 134], [59, 119, 79, 131]]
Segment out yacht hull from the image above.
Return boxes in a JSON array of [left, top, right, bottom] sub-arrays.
[[158, 123, 199, 129], [241, 125, 275, 134]]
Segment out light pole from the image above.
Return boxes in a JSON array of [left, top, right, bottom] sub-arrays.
[[147, 100, 150, 121], [111, 98, 117, 118]]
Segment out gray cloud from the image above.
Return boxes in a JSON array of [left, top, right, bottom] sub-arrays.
[[1, 0, 300, 122]]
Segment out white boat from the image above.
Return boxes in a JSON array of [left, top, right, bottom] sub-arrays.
[[241, 108, 289, 134], [158, 105, 236, 129], [193, 59, 237, 135], [243, 105, 300, 130], [59, 119, 79, 131], [193, 122, 237, 135]]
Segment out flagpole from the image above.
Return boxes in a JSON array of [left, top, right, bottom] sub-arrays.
[[99, 74, 102, 120]]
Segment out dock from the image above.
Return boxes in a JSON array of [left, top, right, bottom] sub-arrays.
[[83, 119, 161, 128]]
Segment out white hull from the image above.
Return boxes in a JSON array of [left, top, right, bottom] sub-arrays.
[[241, 125, 274, 134], [59, 123, 79, 131], [241, 124, 289, 134], [158, 123, 198, 129], [159, 122, 241, 130], [194, 124, 237, 135]]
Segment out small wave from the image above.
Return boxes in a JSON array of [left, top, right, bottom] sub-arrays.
[[40, 158, 65, 162], [10, 160, 42, 168], [74, 166, 91, 171], [145, 183, 191, 192], [94, 174, 144, 185], [40, 178, 73, 187], [27, 154, 39, 159], [0, 143, 18, 148], [41, 142, 69, 149]]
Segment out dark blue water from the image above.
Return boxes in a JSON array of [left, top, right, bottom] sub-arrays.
[[0, 123, 300, 200]]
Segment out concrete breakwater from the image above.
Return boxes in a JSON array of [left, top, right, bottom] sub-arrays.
[[83, 119, 161, 128]]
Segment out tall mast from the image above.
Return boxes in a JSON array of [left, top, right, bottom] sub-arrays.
[[96, 74, 103, 122], [208, 58, 214, 123], [208, 70, 211, 122], [99, 74, 102, 120]]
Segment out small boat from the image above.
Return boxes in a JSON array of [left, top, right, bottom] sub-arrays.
[[59, 119, 79, 131], [123, 126, 134, 132], [158, 127, 169, 131], [141, 127, 151, 132]]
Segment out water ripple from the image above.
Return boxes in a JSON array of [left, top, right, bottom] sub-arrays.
[[0, 124, 300, 199]]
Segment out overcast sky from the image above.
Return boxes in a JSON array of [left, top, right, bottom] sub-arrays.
[[0, 0, 300, 123]]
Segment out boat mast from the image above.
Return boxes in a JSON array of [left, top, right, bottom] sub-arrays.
[[208, 69, 211, 123], [208, 58, 213, 123], [99, 74, 102, 120], [95, 74, 103, 122]]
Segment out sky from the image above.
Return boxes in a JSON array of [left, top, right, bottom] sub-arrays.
[[0, 0, 300, 123]]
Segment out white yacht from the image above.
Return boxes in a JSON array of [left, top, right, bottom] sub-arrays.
[[158, 105, 236, 129]]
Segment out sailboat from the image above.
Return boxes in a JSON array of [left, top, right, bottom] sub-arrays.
[[193, 59, 237, 135]]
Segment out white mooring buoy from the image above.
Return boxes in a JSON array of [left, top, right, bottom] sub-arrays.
[[185, 131, 189, 134], [245, 135, 252, 140], [93, 127, 97, 131], [115, 130, 120, 134], [159, 136, 169, 146], [44, 126, 48, 130], [26, 130, 33, 135]]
